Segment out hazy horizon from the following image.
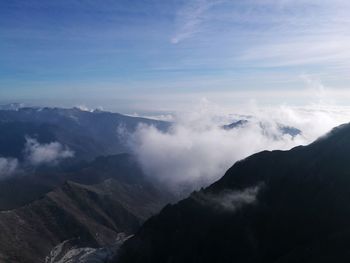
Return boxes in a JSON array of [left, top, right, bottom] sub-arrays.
[[2, 0, 350, 113], [3, 1, 350, 262]]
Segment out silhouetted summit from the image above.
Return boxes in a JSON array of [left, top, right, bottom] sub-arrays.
[[117, 122, 350, 263]]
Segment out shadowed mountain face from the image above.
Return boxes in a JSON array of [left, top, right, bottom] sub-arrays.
[[0, 107, 175, 262], [0, 154, 173, 263], [0, 180, 137, 263], [0, 154, 172, 212], [0, 107, 169, 161], [117, 123, 350, 263]]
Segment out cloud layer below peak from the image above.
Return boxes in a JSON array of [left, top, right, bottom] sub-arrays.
[[0, 138, 74, 179], [24, 138, 74, 166], [125, 103, 350, 195]]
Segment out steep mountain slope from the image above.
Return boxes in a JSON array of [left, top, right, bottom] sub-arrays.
[[117, 123, 350, 263], [0, 180, 136, 262], [0, 107, 169, 160], [0, 169, 172, 263], [0, 107, 174, 262], [0, 154, 172, 212]]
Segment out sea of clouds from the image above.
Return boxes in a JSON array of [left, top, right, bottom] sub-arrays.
[[125, 100, 350, 195]]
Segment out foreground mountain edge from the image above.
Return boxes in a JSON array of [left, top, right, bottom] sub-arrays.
[[0, 106, 346, 263], [0, 106, 175, 262], [0, 154, 173, 262], [116, 122, 350, 263]]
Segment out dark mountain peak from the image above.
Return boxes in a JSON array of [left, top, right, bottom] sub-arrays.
[[277, 124, 301, 137], [60, 179, 82, 191], [213, 122, 350, 192], [310, 122, 350, 146], [117, 122, 350, 263], [222, 119, 249, 130]]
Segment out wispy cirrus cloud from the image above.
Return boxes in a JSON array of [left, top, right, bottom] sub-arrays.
[[169, 0, 350, 75], [239, 38, 350, 68], [171, 0, 223, 44]]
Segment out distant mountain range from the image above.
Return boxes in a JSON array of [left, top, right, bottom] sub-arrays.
[[0, 107, 169, 161], [117, 122, 350, 263], [0, 103, 25, 111], [223, 119, 302, 138]]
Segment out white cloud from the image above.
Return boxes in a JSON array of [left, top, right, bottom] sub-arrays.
[[165, 0, 350, 88], [126, 101, 350, 195], [194, 185, 261, 212], [171, 0, 223, 44], [239, 38, 350, 68], [0, 158, 18, 178], [25, 137, 74, 166], [233, 1, 350, 71]]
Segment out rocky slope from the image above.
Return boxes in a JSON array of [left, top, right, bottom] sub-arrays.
[[0, 174, 170, 263], [0, 154, 171, 211], [0, 153, 173, 262]]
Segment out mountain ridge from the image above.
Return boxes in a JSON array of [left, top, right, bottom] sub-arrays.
[[0, 170, 171, 262], [116, 122, 350, 263], [0, 107, 169, 161]]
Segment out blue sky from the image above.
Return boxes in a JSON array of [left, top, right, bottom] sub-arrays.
[[1, 0, 350, 112]]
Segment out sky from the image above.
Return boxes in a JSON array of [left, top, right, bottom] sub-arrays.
[[1, 0, 350, 113]]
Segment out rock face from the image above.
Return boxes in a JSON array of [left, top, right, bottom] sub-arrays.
[[0, 154, 172, 211], [45, 233, 130, 263], [0, 107, 175, 262], [0, 154, 173, 263], [0, 176, 170, 263], [117, 123, 350, 263]]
